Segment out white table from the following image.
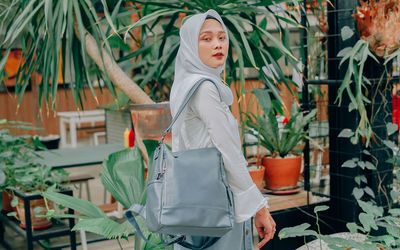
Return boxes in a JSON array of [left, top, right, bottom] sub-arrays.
[[57, 109, 105, 148]]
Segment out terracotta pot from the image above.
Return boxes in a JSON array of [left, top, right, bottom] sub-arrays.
[[16, 198, 52, 230], [2, 191, 14, 212], [262, 155, 302, 190], [248, 166, 265, 189]]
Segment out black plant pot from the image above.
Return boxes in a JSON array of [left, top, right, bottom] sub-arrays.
[[36, 135, 60, 150]]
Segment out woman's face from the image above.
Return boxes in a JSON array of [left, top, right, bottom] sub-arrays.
[[198, 19, 228, 68]]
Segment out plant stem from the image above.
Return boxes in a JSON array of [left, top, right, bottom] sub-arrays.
[[117, 238, 123, 250], [316, 212, 322, 250], [304, 236, 310, 250]]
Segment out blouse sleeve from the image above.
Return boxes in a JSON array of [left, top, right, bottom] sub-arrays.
[[189, 81, 269, 223]]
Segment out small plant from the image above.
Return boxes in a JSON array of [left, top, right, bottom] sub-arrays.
[[0, 119, 67, 214], [247, 100, 319, 158], [278, 202, 400, 249]]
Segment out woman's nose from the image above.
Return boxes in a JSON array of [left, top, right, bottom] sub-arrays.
[[213, 39, 222, 49]]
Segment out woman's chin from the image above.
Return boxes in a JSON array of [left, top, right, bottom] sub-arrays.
[[210, 62, 225, 68]]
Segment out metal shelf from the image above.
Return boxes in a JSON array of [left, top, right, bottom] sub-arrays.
[[0, 189, 76, 250]]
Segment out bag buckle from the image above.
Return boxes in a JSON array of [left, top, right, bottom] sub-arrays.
[[156, 172, 164, 180]]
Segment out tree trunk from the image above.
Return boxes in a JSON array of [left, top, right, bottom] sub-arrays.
[[73, 18, 154, 105]]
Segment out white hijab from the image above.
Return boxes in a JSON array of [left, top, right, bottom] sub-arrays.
[[169, 9, 234, 150]]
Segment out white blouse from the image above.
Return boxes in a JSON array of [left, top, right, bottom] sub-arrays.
[[173, 81, 269, 223]]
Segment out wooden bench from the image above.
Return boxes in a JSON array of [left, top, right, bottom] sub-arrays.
[[62, 174, 95, 201]]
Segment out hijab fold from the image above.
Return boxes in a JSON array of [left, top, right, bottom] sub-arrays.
[[170, 9, 233, 150]]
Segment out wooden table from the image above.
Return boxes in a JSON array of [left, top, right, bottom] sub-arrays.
[[35, 143, 124, 169], [57, 109, 105, 148], [264, 190, 312, 212]]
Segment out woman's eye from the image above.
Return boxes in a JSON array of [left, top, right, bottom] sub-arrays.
[[204, 37, 210, 41], [219, 36, 225, 41]]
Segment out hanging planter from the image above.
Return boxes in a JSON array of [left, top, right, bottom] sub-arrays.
[[353, 0, 400, 57]]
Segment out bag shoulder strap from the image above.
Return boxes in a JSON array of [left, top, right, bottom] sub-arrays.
[[160, 78, 221, 143]]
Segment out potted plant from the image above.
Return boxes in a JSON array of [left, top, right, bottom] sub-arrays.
[[10, 163, 67, 229], [247, 100, 320, 193], [0, 120, 68, 229], [0, 119, 42, 212]]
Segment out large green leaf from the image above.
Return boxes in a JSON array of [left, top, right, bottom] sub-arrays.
[[101, 147, 145, 209], [252, 88, 272, 114], [42, 190, 106, 218], [73, 218, 134, 239], [278, 223, 317, 239]]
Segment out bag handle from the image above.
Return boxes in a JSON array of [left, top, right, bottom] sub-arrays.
[[159, 78, 221, 143], [126, 204, 221, 249]]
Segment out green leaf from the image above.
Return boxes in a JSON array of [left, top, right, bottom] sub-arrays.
[[389, 208, 400, 216], [337, 47, 352, 58], [0, 171, 5, 186], [11, 196, 18, 207], [357, 200, 383, 217], [386, 123, 398, 136], [338, 129, 354, 138], [100, 0, 120, 38], [363, 186, 375, 198], [101, 147, 145, 208], [72, 218, 134, 239], [359, 212, 377, 231], [380, 229, 398, 243], [278, 223, 317, 239], [354, 176, 361, 185], [342, 159, 357, 168], [348, 102, 357, 112], [252, 88, 272, 114], [7, 212, 17, 217], [383, 140, 396, 150], [122, 9, 182, 37], [314, 205, 329, 213], [341, 26, 354, 41], [346, 222, 364, 234], [364, 161, 376, 170], [362, 150, 371, 156], [353, 188, 364, 200], [42, 190, 106, 218], [225, 15, 256, 68]]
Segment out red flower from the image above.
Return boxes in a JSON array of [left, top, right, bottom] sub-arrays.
[[283, 117, 289, 125]]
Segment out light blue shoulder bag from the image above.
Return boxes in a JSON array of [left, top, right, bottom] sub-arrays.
[[126, 78, 234, 249]]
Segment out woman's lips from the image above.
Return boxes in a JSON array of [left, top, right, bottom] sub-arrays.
[[213, 53, 224, 59]]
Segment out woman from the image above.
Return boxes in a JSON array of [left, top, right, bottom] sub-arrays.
[[170, 10, 276, 249]]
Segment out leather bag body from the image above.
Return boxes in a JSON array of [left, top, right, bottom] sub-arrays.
[[147, 143, 234, 236]]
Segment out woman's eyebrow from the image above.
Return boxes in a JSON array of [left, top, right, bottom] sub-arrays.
[[199, 30, 225, 35]]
